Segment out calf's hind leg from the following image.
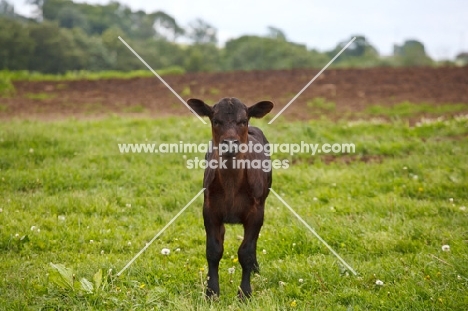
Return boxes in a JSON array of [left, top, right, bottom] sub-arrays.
[[237, 215, 263, 298]]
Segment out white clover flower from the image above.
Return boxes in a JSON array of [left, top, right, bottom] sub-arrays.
[[15, 233, 19, 238], [29, 148, 34, 153], [100, 250, 105, 255], [449, 198, 454, 203], [442, 245, 450, 252], [30, 226, 37, 231], [58, 215, 66, 221], [262, 249, 267, 254], [460, 206, 466, 211], [313, 197, 318, 201], [375, 280, 384, 286], [0, 208, 3, 213], [279, 281, 286, 287], [228, 267, 235, 274], [412, 175, 418, 180], [161, 248, 170, 255], [127, 241, 132, 246], [403, 166, 408, 170], [175, 248, 181, 252], [89, 240, 94, 243], [298, 278, 304, 283], [126, 203, 132, 208], [37, 228, 40, 233], [292, 243, 296, 247]]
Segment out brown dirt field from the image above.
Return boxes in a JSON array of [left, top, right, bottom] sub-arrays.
[[1, 67, 468, 121]]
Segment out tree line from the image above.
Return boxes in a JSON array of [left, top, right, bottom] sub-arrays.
[[0, 0, 444, 74]]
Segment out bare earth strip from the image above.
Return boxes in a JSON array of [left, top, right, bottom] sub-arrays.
[[2, 67, 468, 120]]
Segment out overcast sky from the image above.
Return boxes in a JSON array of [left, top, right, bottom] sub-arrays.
[[12, 0, 468, 60]]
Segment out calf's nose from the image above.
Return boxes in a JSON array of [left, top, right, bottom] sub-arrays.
[[220, 139, 240, 156]]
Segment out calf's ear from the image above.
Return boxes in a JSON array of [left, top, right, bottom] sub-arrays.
[[248, 101, 274, 119], [187, 98, 213, 118]]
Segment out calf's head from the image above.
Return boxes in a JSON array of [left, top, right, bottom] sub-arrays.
[[188, 97, 274, 157]]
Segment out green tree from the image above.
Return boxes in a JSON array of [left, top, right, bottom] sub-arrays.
[[28, 21, 85, 73], [394, 39, 433, 66], [153, 11, 185, 41], [187, 18, 217, 44], [184, 44, 220, 72], [329, 35, 379, 61], [70, 27, 114, 71], [324, 35, 381, 68], [0, 0, 15, 18], [266, 26, 287, 41], [0, 17, 35, 70], [42, 0, 71, 21], [56, 6, 88, 30], [455, 52, 468, 66], [101, 26, 145, 71], [138, 39, 185, 69], [223, 35, 326, 71], [38, 0, 183, 40]]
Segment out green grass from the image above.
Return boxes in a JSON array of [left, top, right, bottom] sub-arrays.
[[0, 75, 15, 97], [122, 104, 146, 113], [365, 101, 468, 118], [55, 83, 68, 90], [181, 86, 191, 97], [209, 88, 220, 95], [1, 114, 468, 310], [307, 97, 336, 112], [0, 67, 185, 82], [25, 92, 56, 100]]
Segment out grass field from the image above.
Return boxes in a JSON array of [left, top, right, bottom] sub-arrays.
[[0, 68, 185, 82], [1, 109, 468, 310]]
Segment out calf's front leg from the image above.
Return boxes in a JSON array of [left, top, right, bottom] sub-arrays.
[[204, 213, 225, 297]]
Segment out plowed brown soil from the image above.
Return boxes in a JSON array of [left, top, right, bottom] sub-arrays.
[[2, 67, 468, 120]]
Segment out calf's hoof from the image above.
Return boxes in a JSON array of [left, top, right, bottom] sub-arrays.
[[237, 287, 252, 300], [205, 288, 219, 300]]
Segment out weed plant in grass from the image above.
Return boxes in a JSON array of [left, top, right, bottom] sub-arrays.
[[0, 114, 467, 310]]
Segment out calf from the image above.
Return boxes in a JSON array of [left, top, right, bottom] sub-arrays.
[[187, 97, 274, 298]]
